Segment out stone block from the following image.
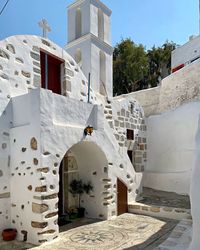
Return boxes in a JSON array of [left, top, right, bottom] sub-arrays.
[[38, 230, 56, 235], [40, 193, 58, 200], [32, 203, 49, 213], [30, 137, 37, 150], [37, 167, 49, 173], [32, 46, 40, 53], [33, 61, 40, 67], [126, 111, 130, 117], [134, 157, 142, 164], [41, 39, 51, 47], [33, 75, 41, 87], [15, 57, 24, 64], [150, 206, 160, 213], [45, 212, 58, 218], [0, 49, 10, 59], [163, 207, 173, 212], [0, 192, 10, 199], [35, 186, 47, 192], [31, 221, 48, 228], [130, 204, 140, 210], [1, 74, 9, 80], [33, 67, 41, 74], [63, 80, 71, 92], [121, 109, 125, 116], [33, 158, 38, 165], [141, 206, 149, 211], [65, 68, 74, 77], [6, 44, 15, 54], [21, 70, 31, 78], [30, 52, 40, 61]]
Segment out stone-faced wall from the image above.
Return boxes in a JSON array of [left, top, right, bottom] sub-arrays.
[[0, 35, 98, 244], [109, 97, 147, 173], [114, 59, 200, 117], [0, 35, 97, 110], [0, 35, 147, 246]]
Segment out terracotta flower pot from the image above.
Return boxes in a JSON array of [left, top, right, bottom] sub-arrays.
[[2, 228, 17, 241]]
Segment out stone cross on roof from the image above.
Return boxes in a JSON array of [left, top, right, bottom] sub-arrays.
[[38, 19, 51, 39]]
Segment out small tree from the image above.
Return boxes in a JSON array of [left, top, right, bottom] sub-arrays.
[[69, 180, 93, 209], [69, 180, 84, 209]]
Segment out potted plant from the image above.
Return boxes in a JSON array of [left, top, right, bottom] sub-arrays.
[[69, 179, 93, 218], [69, 179, 85, 218], [2, 228, 17, 241], [67, 207, 78, 220]]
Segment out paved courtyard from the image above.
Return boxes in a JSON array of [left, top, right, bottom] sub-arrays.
[[0, 213, 178, 250]]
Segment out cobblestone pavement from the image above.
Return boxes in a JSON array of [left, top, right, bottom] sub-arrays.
[[0, 214, 178, 250], [141, 188, 190, 209]]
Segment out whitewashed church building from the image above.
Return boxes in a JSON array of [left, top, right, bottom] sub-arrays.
[[0, 0, 200, 249]]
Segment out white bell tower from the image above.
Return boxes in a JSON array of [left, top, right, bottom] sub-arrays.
[[66, 0, 113, 98]]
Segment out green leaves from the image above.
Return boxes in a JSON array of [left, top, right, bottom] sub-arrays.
[[113, 39, 177, 96]]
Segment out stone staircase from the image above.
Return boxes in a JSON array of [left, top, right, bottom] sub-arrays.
[[129, 187, 191, 220], [104, 104, 114, 129]]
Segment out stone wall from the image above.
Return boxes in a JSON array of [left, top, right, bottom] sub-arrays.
[[158, 60, 200, 113], [0, 35, 97, 109], [111, 98, 147, 173], [37, 89, 145, 244], [114, 87, 160, 118], [115, 58, 200, 117], [0, 35, 147, 245]]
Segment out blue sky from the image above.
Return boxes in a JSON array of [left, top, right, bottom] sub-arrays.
[[0, 0, 199, 50]]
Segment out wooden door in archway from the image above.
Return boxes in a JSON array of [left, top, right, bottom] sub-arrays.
[[117, 179, 128, 215]]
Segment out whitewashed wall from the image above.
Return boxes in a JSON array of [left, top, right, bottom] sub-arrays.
[[114, 87, 160, 117], [0, 101, 12, 233], [189, 115, 200, 250], [144, 101, 200, 194]]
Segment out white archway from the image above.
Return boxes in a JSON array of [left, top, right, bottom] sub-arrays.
[[58, 141, 108, 220]]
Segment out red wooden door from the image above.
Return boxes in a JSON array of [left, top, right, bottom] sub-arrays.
[[40, 51, 63, 94], [117, 179, 128, 215]]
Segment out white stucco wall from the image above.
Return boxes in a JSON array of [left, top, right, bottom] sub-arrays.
[[0, 101, 12, 233], [189, 115, 200, 250], [66, 0, 113, 98], [144, 101, 200, 194], [114, 87, 160, 117], [10, 90, 41, 243]]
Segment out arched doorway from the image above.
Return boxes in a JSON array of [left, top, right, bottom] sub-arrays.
[[58, 141, 108, 222]]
